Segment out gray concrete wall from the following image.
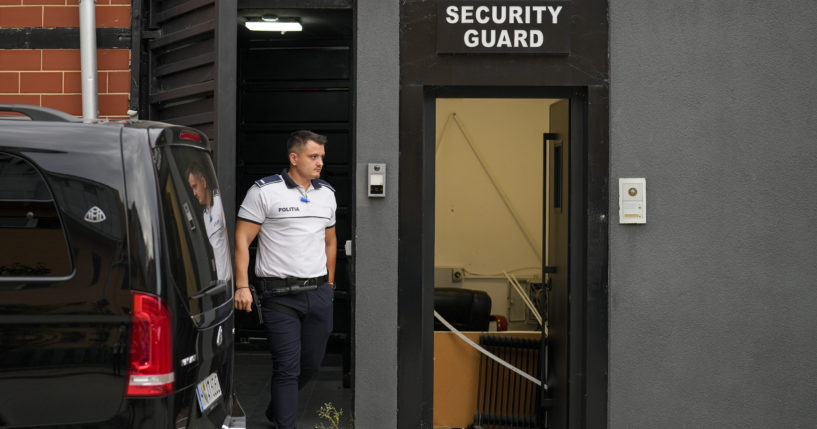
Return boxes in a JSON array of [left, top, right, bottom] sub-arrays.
[[610, 1, 817, 427], [354, 0, 400, 427]]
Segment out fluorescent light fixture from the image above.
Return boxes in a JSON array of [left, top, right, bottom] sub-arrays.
[[245, 17, 302, 32]]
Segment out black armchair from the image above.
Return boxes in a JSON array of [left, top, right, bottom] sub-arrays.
[[434, 287, 507, 331]]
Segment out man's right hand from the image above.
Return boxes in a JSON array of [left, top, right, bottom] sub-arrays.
[[235, 287, 253, 312]]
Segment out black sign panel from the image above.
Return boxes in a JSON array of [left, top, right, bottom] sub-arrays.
[[437, 1, 570, 54]]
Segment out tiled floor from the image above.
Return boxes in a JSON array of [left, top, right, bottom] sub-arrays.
[[234, 347, 353, 429]]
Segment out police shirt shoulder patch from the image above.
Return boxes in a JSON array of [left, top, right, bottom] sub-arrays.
[[255, 175, 282, 187], [313, 179, 335, 192]]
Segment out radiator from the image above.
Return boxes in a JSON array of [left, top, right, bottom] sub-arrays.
[[471, 335, 548, 429]]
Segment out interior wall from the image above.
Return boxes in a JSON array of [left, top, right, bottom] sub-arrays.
[[610, 1, 817, 427], [434, 98, 553, 321]]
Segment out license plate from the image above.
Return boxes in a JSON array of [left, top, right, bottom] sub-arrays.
[[195, 372, 223, 413]]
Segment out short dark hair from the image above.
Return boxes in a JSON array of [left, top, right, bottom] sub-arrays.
[[186, 160, 207, 179], [287, 130, 327, 154], [185, 160, 213, 189]]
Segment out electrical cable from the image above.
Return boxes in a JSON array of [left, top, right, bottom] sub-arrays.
[[462, 266, 541, 278], [434, 310, 546, 389], [504, 271, 542, 326], [436, 111, 542, 261]]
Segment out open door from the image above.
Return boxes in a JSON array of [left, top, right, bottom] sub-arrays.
[[545, 99, 570, 428]]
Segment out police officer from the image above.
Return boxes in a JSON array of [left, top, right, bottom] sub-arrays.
[[186, 161, 231, 282], [234, 130, 337, 429]]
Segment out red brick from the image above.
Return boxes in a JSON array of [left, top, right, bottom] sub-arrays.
[[23, 0, 66, 5], [0, 50, 41, 71], [0, 72, 19, 92], [0, 1, 24, 5], [98, 92, 127, 116], [42, 49, 80, 71], [0, 6, 43, 27], [64, 71, 107, 93], [109, 0, 128, 4], [106, 70, 129, 93], [0, 94, 40, 104], [62, 70, 79, 92], [97, 49, 129, 70], [20, 71, 62, 93], [42, 93, 81, 115], [43, 6, 77, 27], [63, 0, 111, 5], [96, 70, 107, 92], [96, 5, 128, 27]]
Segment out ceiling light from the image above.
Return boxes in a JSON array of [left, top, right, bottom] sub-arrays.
[[245, 16, 302, 32]]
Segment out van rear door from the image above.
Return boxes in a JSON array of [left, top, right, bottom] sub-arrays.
[[150, 128, 235, 427], [0, 125, 130, 426]]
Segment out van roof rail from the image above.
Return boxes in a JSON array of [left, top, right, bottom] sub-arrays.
[[0, 104, 81, 122]]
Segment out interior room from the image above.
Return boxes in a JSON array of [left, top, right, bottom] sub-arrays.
[[433, 98, 567, 428]]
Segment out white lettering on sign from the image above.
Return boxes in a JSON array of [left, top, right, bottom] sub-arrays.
[[440, 2, 568, 53], [476, 6, 490, 24], [464, 29, 545, 48], [445, 5, 562, 25], [549, 6, 562, 24], [461, 5, 473, 23], [446, 6, 458, 23]]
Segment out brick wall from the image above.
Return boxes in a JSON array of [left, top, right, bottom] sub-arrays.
[[0, 0, 131, 119]]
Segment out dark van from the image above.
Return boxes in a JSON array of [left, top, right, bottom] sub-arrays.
[[0, 105, 244, 428]]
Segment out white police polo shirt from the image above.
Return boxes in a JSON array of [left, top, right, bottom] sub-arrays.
[[237, 170, 336, 279], [204, 191, 231, 281]]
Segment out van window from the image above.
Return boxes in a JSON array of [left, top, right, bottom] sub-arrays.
[[154, 146, 232, 315], [0, 153, 72, 277]]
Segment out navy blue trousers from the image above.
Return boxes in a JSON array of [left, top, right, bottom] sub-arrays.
[[260, 282, 333, 429]]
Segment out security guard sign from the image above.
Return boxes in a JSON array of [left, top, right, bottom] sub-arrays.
[[437, 1, 570, 54]]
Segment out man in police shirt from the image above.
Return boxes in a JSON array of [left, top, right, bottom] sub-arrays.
[[186, 161, 231, 282], [234, 130, 337, 429]]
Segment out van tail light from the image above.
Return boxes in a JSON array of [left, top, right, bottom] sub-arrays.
[[178, 130, 202, 142], [127, 292, 175, 396]]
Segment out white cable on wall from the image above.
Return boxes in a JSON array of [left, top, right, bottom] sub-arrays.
[[435, 111, 542, 261], [434, 310, 546, 389], [463, 266, 541, 280], [436, 112, 454, 156], [504, 271, 543, 326]]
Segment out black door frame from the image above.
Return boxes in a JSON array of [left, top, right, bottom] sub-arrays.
[[398, 85, 608, 428]]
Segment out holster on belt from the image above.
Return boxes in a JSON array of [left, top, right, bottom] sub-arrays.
[[256, 275, 327, 297], [247, 285, 264, 324]]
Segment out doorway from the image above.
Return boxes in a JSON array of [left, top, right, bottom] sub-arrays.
[[398, 85, 604, 428], [431, 98, 570, 428], [233, 5, 354, 427]]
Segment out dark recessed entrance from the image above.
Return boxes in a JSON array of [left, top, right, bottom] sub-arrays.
[[233, 4, 354, 426]]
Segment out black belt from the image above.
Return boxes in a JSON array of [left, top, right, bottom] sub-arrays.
[[256, 275, 327, 296]]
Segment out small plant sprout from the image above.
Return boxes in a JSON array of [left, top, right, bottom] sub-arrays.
[[314, 402, 344, 429]]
